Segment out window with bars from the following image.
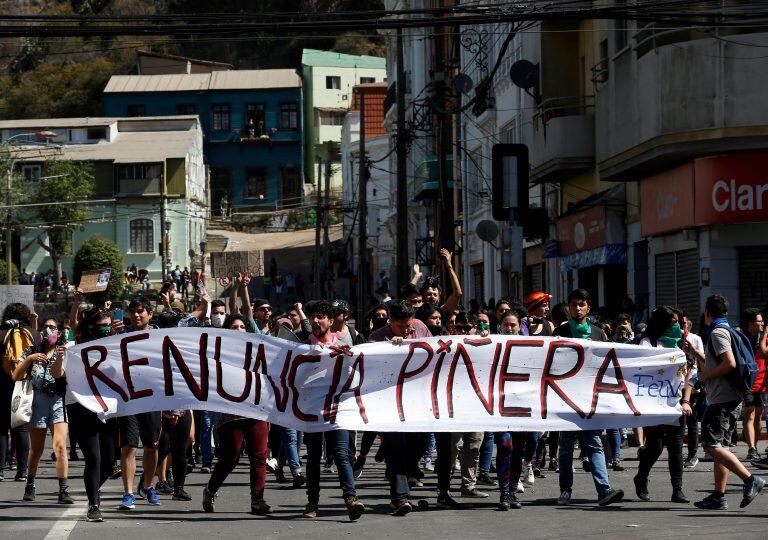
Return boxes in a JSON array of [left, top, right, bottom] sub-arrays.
[[212, 104, 231, 131], [280, 102, 299, 130], [116, 163, 162, 195], [130, 218, 154, 253]]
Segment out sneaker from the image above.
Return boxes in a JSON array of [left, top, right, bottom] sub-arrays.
[[408, 478, 423, 488], [423, 458, 434, 472], [671, 488, 689, 504], [274, 470, 289, 484], [155, 480, 173, 495], [119, 492, 136, 510], [515, 481, 525, 494], [612, 459, 625, 472], [266, 457, 278, 473], [251, 497, 273, 515], [581, 458, 591, 472], [598, 489, 624, 507], [173, 488, 192, 501], [694, 493, 728, 510], [741, 475, 765, 508], [200, 466, 211, 474], [109, 465, 122, 480], [684, 455, 699, 469], [138, 485, 161, 506], [548, 459, 558, 472], [747, 447, 760, 462], [752, 457, 768, 470], [202, 487, 216, 512], [302, 501, 318, 518], [292, 473, 306, 488], [58, 486, 74, 504], [23, 483, 35, 501], [86, 505, 103, 522], [634, 476, 650, 501], [0, 471, 4, 481], [353, 455, 367, 478], [436, 492, 462, 509], [460, 487, 489, 498], [14, 473, 26, 482], [557, 489, 571, 506], [477, 472, 496, 486], [344, 495, 365, 521], [533, 467, 546, 479], [522, 464, 535, 486], [391, 499, 412, 516]]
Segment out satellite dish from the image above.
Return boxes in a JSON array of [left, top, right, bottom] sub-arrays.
[[510, 60, 539, 90], [476, 220, 499, 243], [452, 73, 474, 95]]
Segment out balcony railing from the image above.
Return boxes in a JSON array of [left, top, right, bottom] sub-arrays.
[[533, 95, 595, 129]]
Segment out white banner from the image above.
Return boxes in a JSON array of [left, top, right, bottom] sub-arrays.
[[65, 329, 687, 432]]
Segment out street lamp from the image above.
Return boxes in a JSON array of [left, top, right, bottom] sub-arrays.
[[4, 130, 58, 285]]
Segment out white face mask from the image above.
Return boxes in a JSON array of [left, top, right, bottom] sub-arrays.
[[210, 313, 226, 328]]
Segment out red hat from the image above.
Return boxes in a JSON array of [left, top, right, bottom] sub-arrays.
[[524, 291, 551, 311]]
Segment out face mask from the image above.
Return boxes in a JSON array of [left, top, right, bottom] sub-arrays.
[[210, 313, 226, 328], [427, 324, 444, 336], [93, 324, 112, 338], [41, 327, 58, 347], [371, 317, 387, 330], [478, 322, 489, 332]]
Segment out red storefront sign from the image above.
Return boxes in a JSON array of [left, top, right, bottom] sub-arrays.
[[556, 205, 607, 256], [640, 152, 768, 236]]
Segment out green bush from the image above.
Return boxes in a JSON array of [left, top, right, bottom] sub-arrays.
[[0, 262, 19, 285], [73, 235, 124, 304]]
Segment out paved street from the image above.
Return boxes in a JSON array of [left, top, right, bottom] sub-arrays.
[[1, 436, 768, 540]]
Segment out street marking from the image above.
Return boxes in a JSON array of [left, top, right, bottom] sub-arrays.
[[43, 504, 85, 540]]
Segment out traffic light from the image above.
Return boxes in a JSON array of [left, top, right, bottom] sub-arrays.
[[491, 143, 529, 222]]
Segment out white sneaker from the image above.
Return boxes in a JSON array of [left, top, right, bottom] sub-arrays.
[[266, 458, 278, 472], [515, 481, 525, 494], [523, 464, 535, 486], [423, 458, 434, 472]]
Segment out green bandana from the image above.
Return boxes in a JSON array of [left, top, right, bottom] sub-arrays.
[[568, 319, 592, 340], [657, 323, 683, 348]]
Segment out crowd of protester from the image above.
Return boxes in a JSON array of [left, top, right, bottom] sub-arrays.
[[1, 251, 766, 522]]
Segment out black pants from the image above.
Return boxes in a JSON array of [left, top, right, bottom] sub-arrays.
[[382, 432, 428, 501], [359, 432, 377, 456], [685, 414, 699, 456], [68, 404, 116, 506], [548, 431, 559, 461], [435, 432, 455, 492], [158, 414, 192, 491], [636, 421, 685, 490]]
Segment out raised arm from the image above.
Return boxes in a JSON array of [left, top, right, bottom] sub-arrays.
[[439, 248, 463, 315], [410, 263, 422, 286], [69, 288, 83, 333], [240, 273, 253, 320], [228, 273, 240, 314]]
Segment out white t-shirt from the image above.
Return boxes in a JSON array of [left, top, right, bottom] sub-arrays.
[[640, 336, 697, 379]]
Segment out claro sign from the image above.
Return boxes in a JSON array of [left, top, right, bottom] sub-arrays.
[[641, 152, 768, 237]]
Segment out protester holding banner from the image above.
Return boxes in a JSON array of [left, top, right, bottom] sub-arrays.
[[13, 318, 73, 505], [552, 289, 625, 507], [633, 306, 694, 504], [300, 300, 365, 521], [203, 312, 273, 515]]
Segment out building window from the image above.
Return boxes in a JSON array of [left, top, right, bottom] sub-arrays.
[[127, 105, 146, 117], [245, 103, 265, 136], [212, 104, 231, 131], [279, 102, 299, 130], [117, 163, 163, 195], [21, 164, 42, 186], [129, 218, 154, 253], [321, 112, 345, 126], [325, 76, 341, 90], [360, 77, 375, 84], [245, 168, 268, 200], [86, 127, 107, 140], [177, 104, 196, 115]]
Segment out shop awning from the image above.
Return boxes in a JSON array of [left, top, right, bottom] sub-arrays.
[[559, 243, 627, 271]]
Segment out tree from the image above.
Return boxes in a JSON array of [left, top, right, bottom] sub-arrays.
[[30, 160, 95, 288], [0, 263, 19, 285], [73, 236, 125, 304]]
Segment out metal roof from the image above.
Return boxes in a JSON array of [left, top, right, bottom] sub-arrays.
[[104, 69, 301, 94], [301, 48, 386, 69], [0, 116, 198, 130], [38, 130, 197, 163]]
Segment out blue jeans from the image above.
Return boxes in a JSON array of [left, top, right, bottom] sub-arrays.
[[305, 430, 355, 503], [200, 411, 215, 468], [479, 432, 494, 473], [605, 429, 622, 461], [423, 433, 436, 460], [279, 426, 301, 474], [524, 432, 541, 463], [558, 430, 611, 499]]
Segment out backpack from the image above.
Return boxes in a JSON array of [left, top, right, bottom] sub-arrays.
[[1, 326, 35, 377], [708, 322, 758, 395]]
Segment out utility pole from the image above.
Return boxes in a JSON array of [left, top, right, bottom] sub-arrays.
[[395, 28, 409, 292], [323, 141, 332, 298], [357, 90, 368, 325], [313, 157, 322, 298]]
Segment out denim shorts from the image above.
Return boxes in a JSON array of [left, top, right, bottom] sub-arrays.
[[701, 399, 741, 448], [30, 391, 66, 429]]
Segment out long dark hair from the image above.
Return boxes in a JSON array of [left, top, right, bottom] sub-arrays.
[[641, 306, 676, 343], [223, 313, 252, 332]]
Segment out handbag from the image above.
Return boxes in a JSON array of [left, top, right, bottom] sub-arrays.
[[10, 379, 33, 428]]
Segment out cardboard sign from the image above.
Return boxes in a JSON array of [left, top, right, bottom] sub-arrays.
[[78, 269, 111, 293], [0, 285, 34, 316], [210, 251, 264, 278]]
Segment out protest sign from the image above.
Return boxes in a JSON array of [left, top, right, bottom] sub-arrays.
[[78, 269, 111, 293], [210, 251, 264, 278], [0, 285, 34, 316], [65, 330, 686, 432]]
